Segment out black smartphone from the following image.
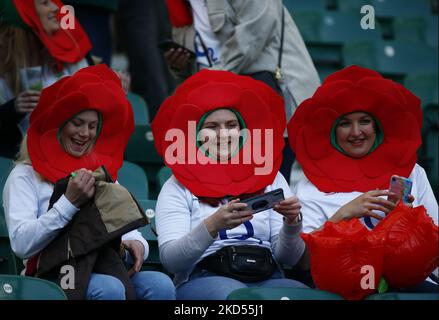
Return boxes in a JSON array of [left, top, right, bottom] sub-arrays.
[[157, 39, 196, 58], [240, 188, 285, 214]]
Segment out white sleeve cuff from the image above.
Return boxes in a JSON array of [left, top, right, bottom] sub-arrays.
[[53, 194, 79, 222], [122, 230, 149, 261]]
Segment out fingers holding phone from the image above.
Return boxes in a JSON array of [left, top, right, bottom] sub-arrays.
[[274, 196, 302, 225], [164, 48, 193, 72], [204, 199, 253, 237], [159, 40, 195, 72]]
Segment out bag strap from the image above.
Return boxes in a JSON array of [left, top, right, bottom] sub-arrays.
[[275, 7, 285, 80]]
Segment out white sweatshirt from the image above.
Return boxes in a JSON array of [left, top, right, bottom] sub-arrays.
[[2, 164, 149, 267], [156, 172, 305, 287]]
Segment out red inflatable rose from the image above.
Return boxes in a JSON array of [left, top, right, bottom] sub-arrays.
[[302, 219, 386, 300], [288, 65, 422, 193], [373, 202, 439, 288], [151, 69, 286, 198], [27, 64, 134, 183]]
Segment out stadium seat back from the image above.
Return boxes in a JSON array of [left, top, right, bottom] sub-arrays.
[[370, 0, 431, 18], [127, 92, 150, 125], [156, 166, 172, 191], [137, 200, 163, 271], [0, 275, 67, 300], [118, 161, 149, 200], [226, 287, 344, 300], [366, 292, 439, 300]]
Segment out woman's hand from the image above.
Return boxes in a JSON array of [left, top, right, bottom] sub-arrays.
[[204, 199, 253, 238], [15, 90, 41, 114], [64, 168, 95, 208], [274, 196, 302, 225], [330, 190, 397, 223], [122, 240, 145, 277], [164, 48, 192, 73], [406, 194, 415, 208]]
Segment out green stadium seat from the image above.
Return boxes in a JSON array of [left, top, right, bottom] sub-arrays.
[[0, 207, 18, 275], [0, 156, 13, 193], [291, 11, 321, 43], [124, 124, 164, 184], [342, 40, 438, 81], [366, 292, 439, 300], [0, 157, 18, 275], [394, 16, 438, 48], [118, 160, 149, 200], [404, 73, 438, 109], [294, 11, 381, 65], [126, 92, 149, 125], [316, 64, 340, 82], [156, 166, 172, 192], [0, 275, 67, 300], [226, 287, 344, 300], [283, 0, 327, 13], [319, 11, 381, 43], [425, 15, 438, 48], [337, 0, 370, 13], [370, 0, 431, 18], [137, 200, 163, 271]]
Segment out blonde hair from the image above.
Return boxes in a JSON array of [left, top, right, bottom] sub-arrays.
[[15, 135, 32, 165], [0, 22, 51, 96]]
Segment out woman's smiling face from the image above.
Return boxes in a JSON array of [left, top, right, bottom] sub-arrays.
[[60, 110, 99, 157], [336, 112, 377, 158], [34, 0, 60, 36], [198, 109, 241, 161]]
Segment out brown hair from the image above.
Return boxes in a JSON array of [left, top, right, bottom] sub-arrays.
[[0, 22, 51, 96]]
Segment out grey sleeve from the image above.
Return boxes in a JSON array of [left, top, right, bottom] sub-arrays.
[[159, 222, 215, 274], [272, 221, 305, 267], [212, 0, 277, 73]]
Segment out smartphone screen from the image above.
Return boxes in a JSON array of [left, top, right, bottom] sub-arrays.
[[388, 175, 413, 204]]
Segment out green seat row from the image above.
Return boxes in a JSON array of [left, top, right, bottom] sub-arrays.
[[126, 92, 150, 126], [335, 0, 433, 17], [342, 40, 438, 81], [0, 275, 67, 300], [124, 124, 164, 185], [118, 160, 149, 200], [292, 10, 382, 65], [226, 287, 439, 300], [137, 199, 163, 272]]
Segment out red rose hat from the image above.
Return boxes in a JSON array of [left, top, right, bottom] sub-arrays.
[[288, 65, 422, 193], [165, 0, 193, 27], [27, 64, 134, 183], [12, 0, 92, 65], [152, 69, 286, 198]]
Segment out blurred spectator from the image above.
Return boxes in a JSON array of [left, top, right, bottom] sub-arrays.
[[63, 0, 118, 66], [0, 0, 91, 158], [116, 0, 174, 119]]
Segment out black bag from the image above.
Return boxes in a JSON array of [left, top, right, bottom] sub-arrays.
[[197, 245, 277, 282]]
